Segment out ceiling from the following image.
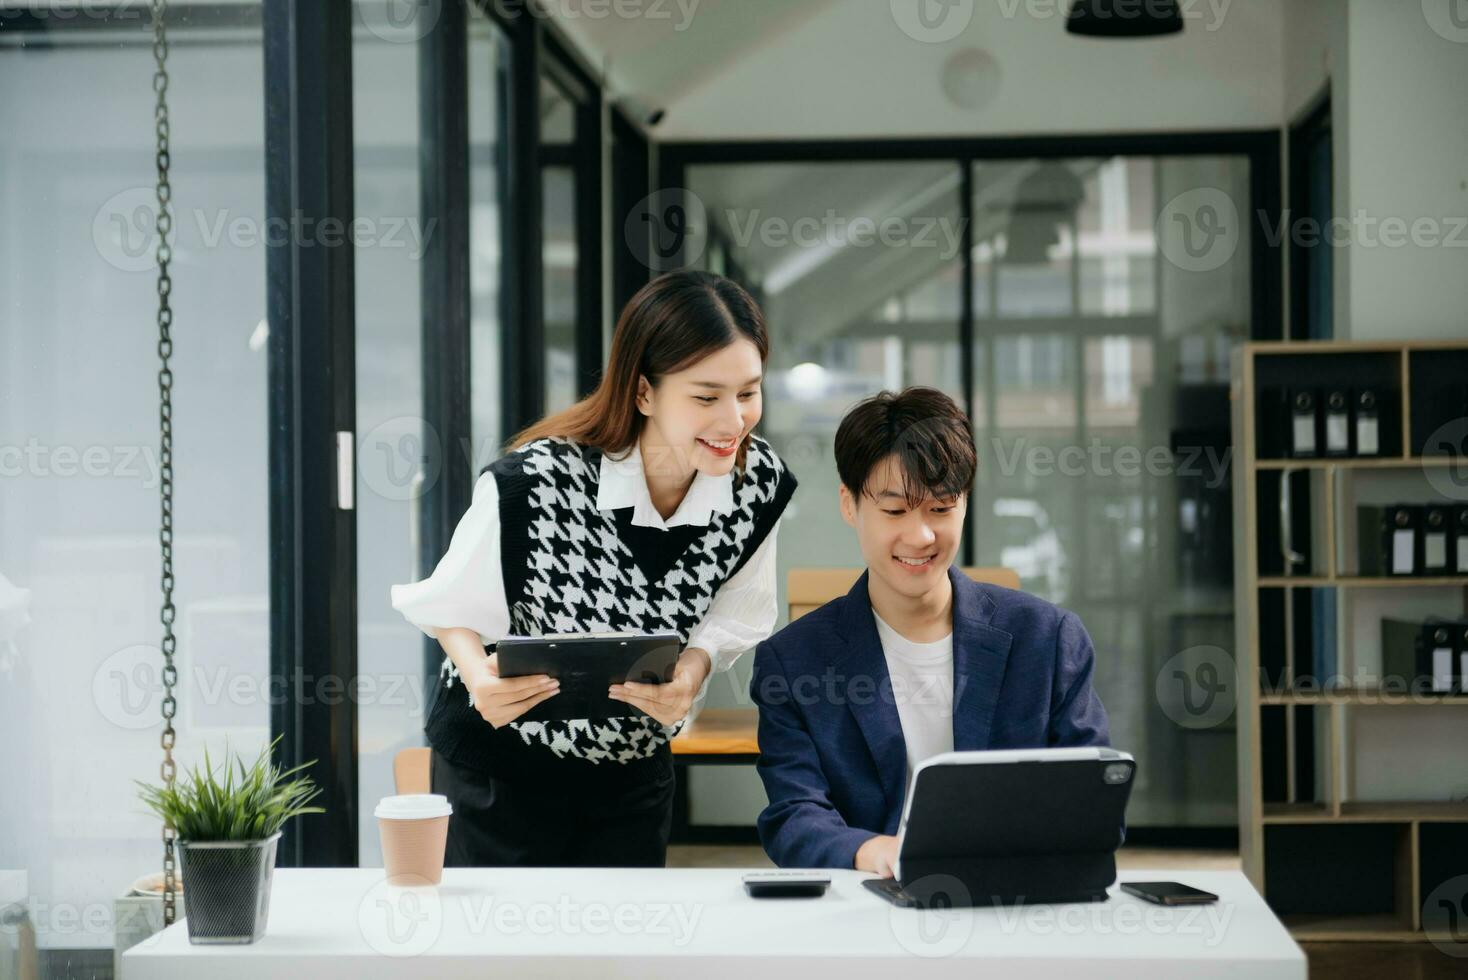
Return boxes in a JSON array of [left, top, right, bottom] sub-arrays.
[[545, 0, 840, 119]]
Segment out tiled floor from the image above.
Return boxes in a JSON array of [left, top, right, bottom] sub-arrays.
[[668, 845, 1468, 978]]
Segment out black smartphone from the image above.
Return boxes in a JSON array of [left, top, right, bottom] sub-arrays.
[[742, 872, 831, 899], [1120, 881, 1218, 906]]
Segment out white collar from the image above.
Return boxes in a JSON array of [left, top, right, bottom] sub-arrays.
[[596, 438, 736, 530]]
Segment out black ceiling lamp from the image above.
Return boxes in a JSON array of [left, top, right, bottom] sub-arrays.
[[1066, 0, 1184, 37]]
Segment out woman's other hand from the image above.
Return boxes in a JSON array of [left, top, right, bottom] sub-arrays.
[[607, 647, 711, 727]]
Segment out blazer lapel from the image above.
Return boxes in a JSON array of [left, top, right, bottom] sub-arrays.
[[838, 572, 908, 816], [949, 566, 1014, 751]]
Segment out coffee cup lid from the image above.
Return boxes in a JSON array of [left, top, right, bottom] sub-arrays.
[[374, 793, 453, 819]]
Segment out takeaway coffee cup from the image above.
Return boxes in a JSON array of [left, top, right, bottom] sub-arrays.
[[375, 794, 452, 885]]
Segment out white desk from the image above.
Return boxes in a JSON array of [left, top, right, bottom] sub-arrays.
[[123, 867, 1305, 979]]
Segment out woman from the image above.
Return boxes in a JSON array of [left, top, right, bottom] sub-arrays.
[[391, 270, 796, 867]]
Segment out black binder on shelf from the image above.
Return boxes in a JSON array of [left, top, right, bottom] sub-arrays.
[[1353, 388, 1382, 457], [1323, 389, 1351, 457], [1420, 623, 1457, 695], [1382, 505, 1420, 576], [1455, 507, 1468, 575], [1357, 505, 1384, 576], [1382, 619, 1463, 694], [1289, 389, 1319, 458], [1381, 618, 1421, 691], [1458, 625, 1468, 695], [1422, 506, 1452, 576]]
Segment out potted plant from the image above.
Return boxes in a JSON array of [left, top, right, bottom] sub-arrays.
[[136, 736, 324, 944]]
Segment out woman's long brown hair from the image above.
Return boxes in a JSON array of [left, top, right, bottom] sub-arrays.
[[509, 270, 770, 469]]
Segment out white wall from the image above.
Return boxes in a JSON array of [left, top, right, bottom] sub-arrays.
[[1282, 0, 1468, 342], [1339, 0, 1468, 340]]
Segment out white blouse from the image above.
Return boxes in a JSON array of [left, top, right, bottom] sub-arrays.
[[390, 442, 781, 700]]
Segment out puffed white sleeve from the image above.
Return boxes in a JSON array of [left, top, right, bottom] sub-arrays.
[[389, 471, 510, 647], [686, 517, 781, 702]]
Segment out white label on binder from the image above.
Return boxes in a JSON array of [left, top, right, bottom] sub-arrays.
[[1392, 529, 1415, 573], [1459, 537, 1468, 572], [1326, 413, 1349, 453], [1292, 417, 1315, 454], [1356, 417, 1379, 456], [1432, 647, 1453, 693], [1425, 532, 1447, 570]]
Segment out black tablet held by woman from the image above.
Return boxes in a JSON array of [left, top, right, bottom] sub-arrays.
[[495, 632, 681, 722]]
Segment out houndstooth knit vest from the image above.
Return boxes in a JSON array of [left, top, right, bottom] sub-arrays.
[[424, 434, 796, 781]]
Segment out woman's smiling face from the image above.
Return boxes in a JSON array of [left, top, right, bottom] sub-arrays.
[[636, 338, 765, 480]]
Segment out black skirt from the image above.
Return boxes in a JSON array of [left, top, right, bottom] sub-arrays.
[[429, 745, 676, 867]]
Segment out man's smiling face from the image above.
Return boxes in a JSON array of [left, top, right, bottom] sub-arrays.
[[840, 455, 967, 601]]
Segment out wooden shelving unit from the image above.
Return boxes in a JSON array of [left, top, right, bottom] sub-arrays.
[[1231, 340, 1468, 943]]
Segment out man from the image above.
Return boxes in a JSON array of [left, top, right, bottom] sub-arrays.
[[751, 387, 1110, 875]]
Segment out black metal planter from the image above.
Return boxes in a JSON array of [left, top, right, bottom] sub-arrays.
[[176, 832, 281, 944]]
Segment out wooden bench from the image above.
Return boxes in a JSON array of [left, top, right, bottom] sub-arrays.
[[669, 566, 1019, 840]]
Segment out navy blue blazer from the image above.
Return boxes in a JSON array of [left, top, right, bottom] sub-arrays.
[[751, 565, 1111, 869]]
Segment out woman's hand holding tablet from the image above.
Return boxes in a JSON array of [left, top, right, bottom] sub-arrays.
[[607, 647, 711, 726], [467, 651, 560, 728]]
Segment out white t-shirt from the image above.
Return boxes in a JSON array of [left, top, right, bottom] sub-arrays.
[[872, 610, 955, 797]]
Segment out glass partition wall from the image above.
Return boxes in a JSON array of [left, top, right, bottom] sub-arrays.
[[680, 151, 1257, 829], [0, 3, 271, 957], [352, 0, 507, 867]]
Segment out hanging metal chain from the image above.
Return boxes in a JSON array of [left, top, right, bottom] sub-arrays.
[[151, 0, 180, 930]]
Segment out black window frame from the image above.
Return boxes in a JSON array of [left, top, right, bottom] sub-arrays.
[[1287, 90, 1333, 341]]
